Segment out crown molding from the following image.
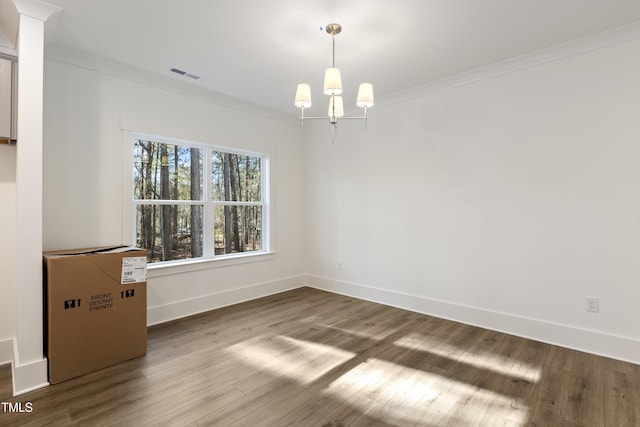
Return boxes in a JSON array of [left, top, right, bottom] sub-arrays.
[[12, 0, 60, 22], [44, 45, 297, 127], [379, 20, 640, 109]]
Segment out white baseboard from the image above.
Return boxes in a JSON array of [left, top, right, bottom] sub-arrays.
[[1, 339, 50, 396], [147, 275, 306, 326], [307, 275, 640, 365], [12, 358, 49, 396]]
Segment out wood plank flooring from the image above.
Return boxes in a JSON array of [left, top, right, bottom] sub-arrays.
[[1, 287, 638, 426]]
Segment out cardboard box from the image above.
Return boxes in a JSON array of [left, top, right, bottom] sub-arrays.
[[43, 246, 148, 384]]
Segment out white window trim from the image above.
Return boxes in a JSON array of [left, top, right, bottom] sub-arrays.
[[121, 131, 273, 275]]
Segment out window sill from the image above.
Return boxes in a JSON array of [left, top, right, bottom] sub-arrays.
[[146, 251, 276, 278]]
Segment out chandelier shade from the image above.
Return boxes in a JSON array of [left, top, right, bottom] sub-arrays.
[[328, 95, 344, 117], [294, 83, 312, 108], [323, 68, 343, 95], [356, 83, 374, 108]]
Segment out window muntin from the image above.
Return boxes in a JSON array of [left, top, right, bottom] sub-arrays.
[[132, 137, 267, 264]]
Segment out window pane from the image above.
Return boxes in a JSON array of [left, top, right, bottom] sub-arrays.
[[211, 152, 261, 202], [214, 205, 262, 255], [133, 140, 203, 201], [136, 204, 203, 262]]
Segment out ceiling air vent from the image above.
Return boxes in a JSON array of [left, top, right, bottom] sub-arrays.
[[170, 68, 200, 80]]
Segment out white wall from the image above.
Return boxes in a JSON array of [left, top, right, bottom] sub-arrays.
[[42, 50, 306, 325], [306, 36, 640, 363]]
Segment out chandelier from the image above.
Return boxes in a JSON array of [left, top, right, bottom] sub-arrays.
[[294, 23, 374, 142]]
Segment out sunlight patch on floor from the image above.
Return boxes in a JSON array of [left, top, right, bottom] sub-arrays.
[[395, 333, 541, 383], [226, 335, 355, 384], [324, 358, 530, 426]]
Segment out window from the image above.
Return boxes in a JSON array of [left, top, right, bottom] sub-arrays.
[[131, 136, 268, 264]]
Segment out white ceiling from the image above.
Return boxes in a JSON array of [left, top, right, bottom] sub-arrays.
[[42, 0, 640, 115]]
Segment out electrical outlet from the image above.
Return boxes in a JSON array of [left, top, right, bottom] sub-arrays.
[[337, 261, 343, 271], [586, 297, 599, 313]]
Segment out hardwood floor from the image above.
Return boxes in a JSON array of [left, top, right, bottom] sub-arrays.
[[1, 287, 638, 426]]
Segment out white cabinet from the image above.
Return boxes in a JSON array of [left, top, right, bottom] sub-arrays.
[[0, 57, 16, 144]]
